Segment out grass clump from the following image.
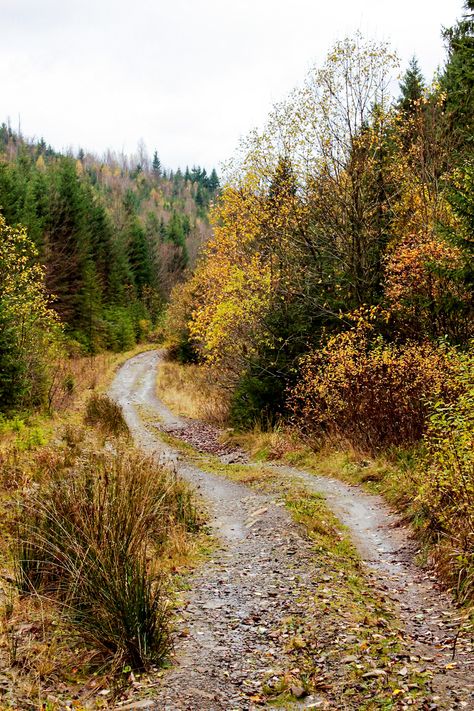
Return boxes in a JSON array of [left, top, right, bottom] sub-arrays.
[[15, 446, 199, 671], [84, 392, 130, 438]]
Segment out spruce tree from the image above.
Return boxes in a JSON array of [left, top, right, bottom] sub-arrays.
[[209, 168, 220, 192], [398, 57, 425, 113], [152, 150, 161, 178], [441, 1, 474, 151]]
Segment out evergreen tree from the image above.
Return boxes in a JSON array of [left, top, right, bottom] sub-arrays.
[[398, 57, 425, 113], [45, 157, 98, 331], [208, 168, 220, 192], [0, 125, 213, 354], [128, 220, 153, 294], [441, 1, 474, 151], [152, 150, 161, 178], [442, 163, 474, 291]]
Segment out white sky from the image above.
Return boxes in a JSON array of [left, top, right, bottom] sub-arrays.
[[0, 0, 463, 171]]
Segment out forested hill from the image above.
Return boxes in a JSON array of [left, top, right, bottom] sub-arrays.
[[0, 126, 219, 354]]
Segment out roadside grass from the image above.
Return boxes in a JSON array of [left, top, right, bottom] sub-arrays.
[[84, 391, 131, 439], [156, 359, 229, 425], [157, 429, 276, 488], [151, 426, 435, 708], [15, 444, 198, 671], [275, 489, 433, 709], [230, 427, 420, 510], [0, 347, 207, 709], [0, 344, 155, 455]]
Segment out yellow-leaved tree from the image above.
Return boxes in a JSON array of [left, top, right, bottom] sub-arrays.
[[188, 182, 274, 377], [0, 215, 63, 410]]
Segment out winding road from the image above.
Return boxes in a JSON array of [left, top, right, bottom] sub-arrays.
[[109, 350, 473, 710]]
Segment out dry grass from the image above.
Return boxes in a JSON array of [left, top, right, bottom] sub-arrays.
[[223, 423, 299, 462], [84, 392, 130, 438], [0, 438, 204, 707], [156, 359, 229, 425], [0, 345, 205, 706], [15, 446, 199, 671], [47, 352, 113, 412], [48, 344, 156, 416]]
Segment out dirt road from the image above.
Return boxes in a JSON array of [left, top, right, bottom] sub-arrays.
[[109, 350, 473, 710]]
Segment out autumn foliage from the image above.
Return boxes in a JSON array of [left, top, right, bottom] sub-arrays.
[[288, 320, 462, 452], [416, 350, 474, 601], [166, 21, 474, 598], [0, 215, 62, 409]]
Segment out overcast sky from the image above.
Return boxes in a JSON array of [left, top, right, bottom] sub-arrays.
[[0, 0, 463, 171]]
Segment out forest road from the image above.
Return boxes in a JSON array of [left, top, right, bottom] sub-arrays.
[[109, 350, 474, 711]]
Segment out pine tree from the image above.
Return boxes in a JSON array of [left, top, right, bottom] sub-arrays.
[[152, 150, 161, 178], [398, 57, 425, 113], [128, 220, 153, 294], [45, 157, 97, 331], [208, 168, 220, 192], [441, 1, 474, 151]]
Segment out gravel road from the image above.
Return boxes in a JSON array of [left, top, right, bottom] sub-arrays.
[[109, 350, 474, 710]]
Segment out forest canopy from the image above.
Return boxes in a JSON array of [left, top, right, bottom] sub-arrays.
[[0, 131, 219, 410]]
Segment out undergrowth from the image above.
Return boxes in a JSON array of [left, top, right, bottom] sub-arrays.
[[0, 349, 203, 707], [16, 445, 198, 671], [84, 391, 131, 438], [156, 358, 229, 424]]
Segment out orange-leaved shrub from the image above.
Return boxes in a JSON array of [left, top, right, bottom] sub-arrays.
[[288, 324, 461, 453]]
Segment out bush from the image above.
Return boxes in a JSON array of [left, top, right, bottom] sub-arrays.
[[417, 348, 474, 602], [230, 371, 285, 430], [289, 325, 461, 453], [15, 448, 199, 670], [164, 281, 200, 364], [84, 392, 130, 438]]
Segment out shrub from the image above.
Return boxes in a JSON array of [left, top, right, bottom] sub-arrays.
[[417, 348, 474, 602], [15, 448, 199, 670], [289, 325, 461, 453], [84, 392, 130, 438], [164, 281, 200, 364], [230, 371, 284, 430]]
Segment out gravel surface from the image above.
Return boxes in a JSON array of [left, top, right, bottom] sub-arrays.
[[109, 350, 474, 710]]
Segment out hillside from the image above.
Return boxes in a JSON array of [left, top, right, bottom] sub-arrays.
[[0, 129, 218, 409], [0, 127, 218, 336]]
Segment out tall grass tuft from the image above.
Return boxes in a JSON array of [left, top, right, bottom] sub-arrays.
[[15, 448, 199, 670], [84, 392, 130, 438]]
